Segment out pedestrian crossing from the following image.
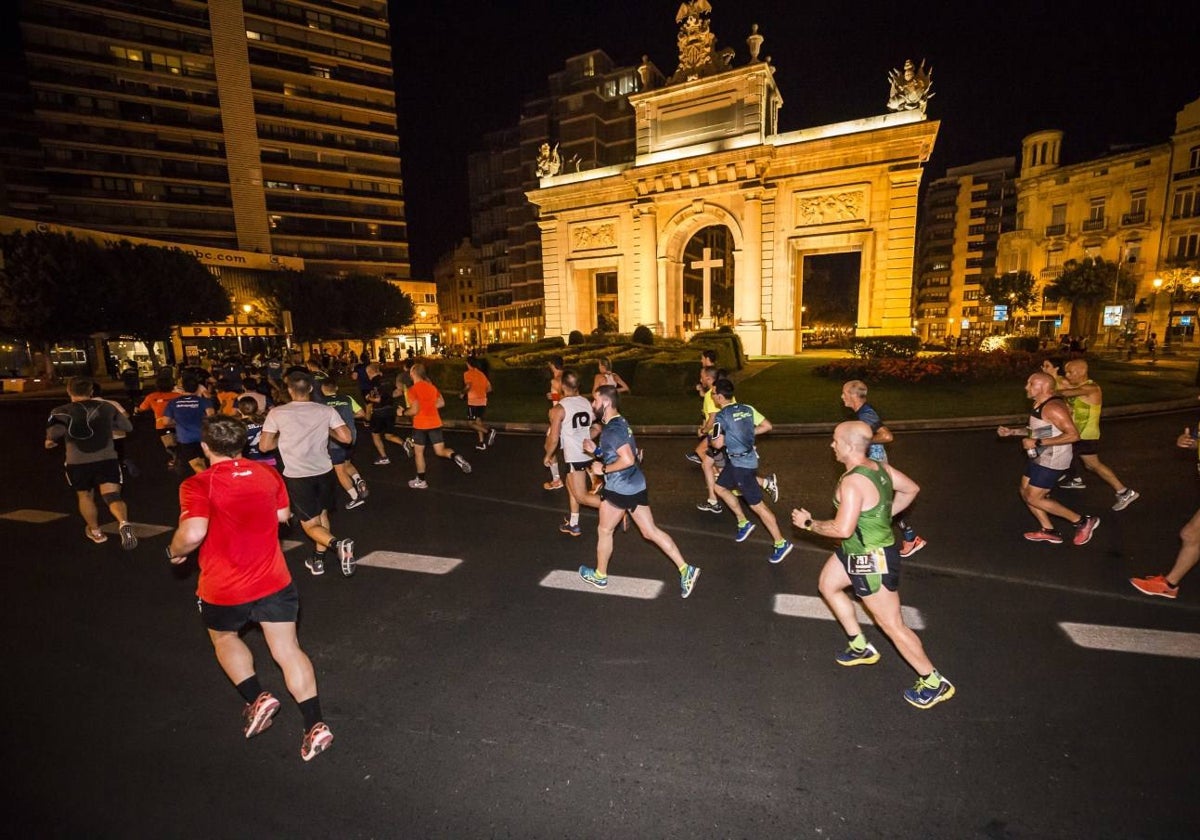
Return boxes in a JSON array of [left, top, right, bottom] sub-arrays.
[[0, 508, 68, 523], [357, 551, 462, 575], [539, 569, 664, 599], [1059, 622, 1200, 661], [773, 594, 927, 630]]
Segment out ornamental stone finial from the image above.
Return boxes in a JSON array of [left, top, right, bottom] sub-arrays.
[[887, 58, 934, 114], [668, 0, 733, 84], [746, 23, 763, 62]]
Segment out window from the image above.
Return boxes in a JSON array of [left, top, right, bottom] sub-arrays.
[[1050, 204, 1067, 226], [1047, 248, 1064, 268], [1173, 186, 1198, 219], [108, 46, 144, 67], [310, 64, 332, 80], [150, 52, 182, 74], [1088, 197, 1105, 221], [595, 270, 618, 320], [963, 289, 980, 301], [1172, 233, 1200, 260], [1129, 189, 1147, 216], [1191, 145, 1200, 171]]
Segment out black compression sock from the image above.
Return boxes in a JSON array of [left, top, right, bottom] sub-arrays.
[[298, 696, 323, 730], [235, 675, 263, 704]]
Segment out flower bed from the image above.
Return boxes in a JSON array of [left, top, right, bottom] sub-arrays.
[[813, 351, 1051, 384]]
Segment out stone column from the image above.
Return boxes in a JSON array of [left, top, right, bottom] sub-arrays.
[[735, 191, 764, 354]]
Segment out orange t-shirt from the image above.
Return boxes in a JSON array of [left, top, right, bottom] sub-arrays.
[[216, 390, 240, 416], [138, 390, 180, 429], [463, 368, 490, 406], [407, 380, 442, 429]]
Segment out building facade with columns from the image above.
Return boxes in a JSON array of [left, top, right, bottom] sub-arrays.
[[527, 6, 937, 356]]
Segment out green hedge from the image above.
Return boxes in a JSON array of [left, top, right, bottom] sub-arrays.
[[633, 358, 699, 395], [688, 329, 744, 371]]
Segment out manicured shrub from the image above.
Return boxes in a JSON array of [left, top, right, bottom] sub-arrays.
[[631, 324, 655, 345], [849, 335, 922, 360], [568, 330, 585, 346]]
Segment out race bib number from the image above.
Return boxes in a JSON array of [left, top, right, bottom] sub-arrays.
[[845, 547, 889, 576]]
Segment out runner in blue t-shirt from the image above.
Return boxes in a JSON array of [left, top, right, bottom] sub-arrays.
[[164, 372, 215, 474], [577, 385, 700, 598]]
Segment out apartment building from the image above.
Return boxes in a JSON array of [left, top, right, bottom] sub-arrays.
[[9, 0, 408, 280], [914, 158, 1017, 343]]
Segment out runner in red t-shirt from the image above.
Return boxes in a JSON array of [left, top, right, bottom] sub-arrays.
[[165, 416, 334, 762], [402, 362, 471, 489]]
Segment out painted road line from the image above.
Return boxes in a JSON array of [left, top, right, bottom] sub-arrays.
[[281, 540, 305, 553], [539, 569, 664, 599], [100, 521, 171, 538], [1059, 622, 1200, 661], [772, 594, 927, 630], [357, 551, 462, 575], [0, 509, 70, 523]]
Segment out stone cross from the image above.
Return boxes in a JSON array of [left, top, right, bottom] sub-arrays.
[[691, 246, 723, 327]]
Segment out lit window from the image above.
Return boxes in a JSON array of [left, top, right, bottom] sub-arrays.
[[246, 30, 262, 40]]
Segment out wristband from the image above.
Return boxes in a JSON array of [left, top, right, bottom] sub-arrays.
[[165, 546, 177, 562]]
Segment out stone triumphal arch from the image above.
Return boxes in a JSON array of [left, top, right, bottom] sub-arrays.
[[527, 3, 938, 355]]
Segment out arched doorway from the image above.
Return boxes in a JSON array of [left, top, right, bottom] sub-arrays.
[[682, 225, 736, 332]]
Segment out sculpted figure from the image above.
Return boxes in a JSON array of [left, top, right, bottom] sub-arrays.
[[887, 59, 934, 114]]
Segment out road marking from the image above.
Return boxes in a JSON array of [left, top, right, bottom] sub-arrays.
[[772, 594, 927, 630], [100, 521, 171, 538], [281, 540, 305, 553], [0, 509, 69, 523], [357, 551, 462, 575], [1059, 622, 1200, 660], [539, 569, 664, 599]]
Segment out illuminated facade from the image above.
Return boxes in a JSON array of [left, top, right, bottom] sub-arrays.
[[9, 0, 408, 280], [433, 238, 483, 347], [528, 10, 936, 355], [997, 130, 1171, 338], [914, 158, 1016, 343]]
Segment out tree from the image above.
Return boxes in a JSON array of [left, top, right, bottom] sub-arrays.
[[104, 241, 230, 363], [341, 274, 414, 344], [263, 270, 413, 348], [979, 270, 1037, 331], [1044, 257, 1133, 340]]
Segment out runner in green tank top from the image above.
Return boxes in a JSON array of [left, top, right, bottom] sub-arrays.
[[1043, 359, 1139, 511], [792, 421, 955, 710]]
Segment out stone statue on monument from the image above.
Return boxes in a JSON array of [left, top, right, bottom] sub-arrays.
[[668, 0, 733, 84], [887, 59, 934, 114], [746, 23, 763, 63], [535, 142, 561, 178]]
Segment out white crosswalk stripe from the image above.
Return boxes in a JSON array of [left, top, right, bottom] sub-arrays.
[[99, 521, 171, 538], [539, 569, 664, 599], [357, 551, 462, 574], [0, 509, 69, 523], [772, 594, 927, 630], [1059, 622, 1200, 660]]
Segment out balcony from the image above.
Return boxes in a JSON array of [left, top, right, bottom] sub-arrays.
[[1040, 267, 1064, 281], [1081, 217, 1107, 233], [1044, 223, 1069, 237], [1121, 211, 1147, 226], [1173, 167, 1200, 182]]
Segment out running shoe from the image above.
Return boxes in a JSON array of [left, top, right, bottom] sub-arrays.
[[735, 521, 756, 542], [402, 438, 415, 459], [453, 454, 472, 474], [1023, 528, 1064, 544], [408, 477, 428, 489], [300, 722, 333, 762], [334, 538, 355, 577], [345, 497, 366, 510], [373, 456, 390, 466], [899, 536, 927, 558], [579, 565, 608, 588], [1129, 574, 1179, 600], [1060, 477, 1086, 490], [353, 476, 369, 500], [242, 691, 280, 739], [903, 676, 956, 710], [835, 642, 880, 667], [1112, 489, 1140, 512], [559, 520, 582, 537], [85, 527, 108, 544], [680, 564, 700, 598], [1072, 515, 1100, 546], [685, 452, 702, 465], [696, 499, 724, 514], [487, 428, 497, 447], [543, 479, 564, 490], [118, 522, 138, 551], [306, 556, 325, 576], [768, 541, 794, 565], [763, 473, 779, 503]]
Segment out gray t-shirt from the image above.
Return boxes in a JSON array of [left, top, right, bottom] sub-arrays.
[[262, 400, 345, 478], [46, 399, 132, 465]]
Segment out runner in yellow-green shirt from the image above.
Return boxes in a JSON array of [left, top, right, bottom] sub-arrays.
[[1042, 358, 1139, 511]]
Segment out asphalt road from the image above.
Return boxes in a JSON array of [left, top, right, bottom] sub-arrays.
[[2, 397, 1199, 839]]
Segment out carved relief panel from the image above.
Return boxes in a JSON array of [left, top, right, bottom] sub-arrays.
[[569, 220, 618, 252], [793, 186, 870, 228]]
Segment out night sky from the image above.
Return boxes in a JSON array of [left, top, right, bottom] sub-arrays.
[[390, 0, 1200, 278]]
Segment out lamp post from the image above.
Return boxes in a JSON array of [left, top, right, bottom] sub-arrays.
[[414, 308, 426, 355], [1153, 270, 1200, 350], [236, 303, 253, 355]]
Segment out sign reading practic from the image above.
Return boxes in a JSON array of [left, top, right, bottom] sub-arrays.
[[180, 325, 279, 338]]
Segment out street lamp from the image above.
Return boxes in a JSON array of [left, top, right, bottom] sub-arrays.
[[236, 303, 253, 355], [414, 308, 426, 354], [1153, 271, 1200, 350]]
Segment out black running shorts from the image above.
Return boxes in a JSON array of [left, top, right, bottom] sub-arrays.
[[199, 583, 300, 631], [601, 488, 649, 512], [834, 545, 901, 598], [285, 472, 335, 522], [64, 458, 122, 491], [411, 427, 444, 447]]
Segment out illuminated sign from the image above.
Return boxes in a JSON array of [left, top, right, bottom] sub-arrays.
[[992, 305, 1008, 322], [180, 325, 280, 338], [1102, 305, 1123, 327]]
